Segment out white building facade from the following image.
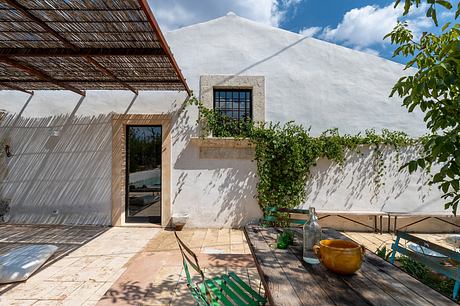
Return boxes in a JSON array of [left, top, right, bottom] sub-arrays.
[[0, 14, 453, 230]]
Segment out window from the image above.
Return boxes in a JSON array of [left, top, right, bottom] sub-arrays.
[[213, 89, 252, 121]]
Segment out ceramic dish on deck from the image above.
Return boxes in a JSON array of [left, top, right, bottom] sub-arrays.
[[313, 239, 365, 275]]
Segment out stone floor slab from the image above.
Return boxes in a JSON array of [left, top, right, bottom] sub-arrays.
[[0, 226, 160, 306]]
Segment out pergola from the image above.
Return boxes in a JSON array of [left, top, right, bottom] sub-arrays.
[[0, 0, 190, 96]]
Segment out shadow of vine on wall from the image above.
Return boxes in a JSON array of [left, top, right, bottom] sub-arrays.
[[303, 145, 431, 213]]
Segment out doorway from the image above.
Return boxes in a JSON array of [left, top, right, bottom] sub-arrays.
[[125, 125, 162, 223]]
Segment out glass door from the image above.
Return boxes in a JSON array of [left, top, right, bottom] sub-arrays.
[[125, 125, 162, 223]]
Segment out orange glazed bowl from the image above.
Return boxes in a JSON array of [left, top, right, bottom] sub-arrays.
[[313, 239, 365, 275]]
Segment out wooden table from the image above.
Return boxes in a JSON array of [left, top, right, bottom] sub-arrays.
[[244, 225, 457, 306]]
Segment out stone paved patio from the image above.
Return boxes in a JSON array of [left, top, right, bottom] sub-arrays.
[[97, 228, 263, 306], [0, 226, 160, 306]]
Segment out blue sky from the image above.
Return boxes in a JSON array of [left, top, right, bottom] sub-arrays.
[[149, 0, 455, 63]]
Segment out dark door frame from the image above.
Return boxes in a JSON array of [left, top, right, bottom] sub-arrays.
[[125, 124, 162, 224]]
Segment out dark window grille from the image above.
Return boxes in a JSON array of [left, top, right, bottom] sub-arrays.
[[213, 89, 252, 121]]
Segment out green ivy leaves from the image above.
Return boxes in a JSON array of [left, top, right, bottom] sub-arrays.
[[189, 96, 420, 212]]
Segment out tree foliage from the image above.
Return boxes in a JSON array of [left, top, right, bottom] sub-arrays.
[[385, 0, 460, 214]]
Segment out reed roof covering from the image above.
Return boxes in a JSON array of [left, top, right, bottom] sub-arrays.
[[0, 0, 190, 95]]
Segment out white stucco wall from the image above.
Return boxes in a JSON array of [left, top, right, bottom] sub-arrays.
[[0, 13, 448, 227], [166, 13, 426, 136], [165, 14, 445, 227], [302, 146, 444, 214], [0, 91, 185, 225]]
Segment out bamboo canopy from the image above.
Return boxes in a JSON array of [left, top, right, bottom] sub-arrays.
[[0, 0, 191, 95]]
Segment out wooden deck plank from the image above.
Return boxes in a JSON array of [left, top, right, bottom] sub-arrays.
[[338, 269, 402, 306], [326, 229, 457, 306], [244, 226, 301, 306], [261, 228, 335, 306], [246, 226, 458, 306], [358, 256, 433, 306]]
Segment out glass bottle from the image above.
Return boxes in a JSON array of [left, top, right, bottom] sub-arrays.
[[303, 207, 321, 264]]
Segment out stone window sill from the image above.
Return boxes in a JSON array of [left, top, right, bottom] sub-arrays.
[[190, 137, 254, 159]]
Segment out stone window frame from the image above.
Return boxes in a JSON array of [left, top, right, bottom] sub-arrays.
[[111, 114, 172, 227], [200, 75, 265, 124]]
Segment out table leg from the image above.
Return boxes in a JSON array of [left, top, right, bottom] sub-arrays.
[[387, 214, 390, 233]]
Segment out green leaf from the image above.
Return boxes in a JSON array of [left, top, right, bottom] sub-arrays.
[[403, 0, 411, 15], [432, 7, 438, 26], [442, 22, 451, 31], [408, 160, 418, 173], [452, 180, 460, 191], [433, 173, 445, 183], [436, 0, 453, 9], [426, 6, 433, 18], [441, 182, 450, 193], [417, 158, 426, 168]]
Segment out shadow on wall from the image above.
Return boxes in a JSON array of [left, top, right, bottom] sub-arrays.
[[303, 145, 436, 213], [170, 100, 262, 228], [173, 144, 261, 228], [0, 109, 114, 225]]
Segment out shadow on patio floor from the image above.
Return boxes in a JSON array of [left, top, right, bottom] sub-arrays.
[[0, 223, 108, 295]]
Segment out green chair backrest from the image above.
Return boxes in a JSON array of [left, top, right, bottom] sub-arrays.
[[175, 231, 214, 304], [389, 231, 460, 300], [263, 206, 310, 226], [175, 231, 267, 305]]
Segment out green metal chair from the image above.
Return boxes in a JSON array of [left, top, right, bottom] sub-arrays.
[[174, 231, 267, 305]]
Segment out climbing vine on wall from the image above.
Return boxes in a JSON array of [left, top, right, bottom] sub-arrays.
[[189, 96, 420, 212], [0, 112, 6, 159]]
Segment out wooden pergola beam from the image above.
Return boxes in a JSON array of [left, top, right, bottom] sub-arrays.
[[0, 57, 85, 96], [3, 0, 78, 51], [138, 0, 191, 96], [0, 79, 184, 85], [0, 48, 166, 57], [0, 82, 33, 94], [84, 56, 137, 94]]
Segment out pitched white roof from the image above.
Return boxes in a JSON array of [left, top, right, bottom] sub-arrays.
[[166, 13, 426, 136]]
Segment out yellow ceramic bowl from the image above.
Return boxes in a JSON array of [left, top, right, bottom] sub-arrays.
[[313, 239, 365, 275]]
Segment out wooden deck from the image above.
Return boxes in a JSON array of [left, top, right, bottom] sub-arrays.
[[343, 231, 457, 253], [245, 225, 457, 306]]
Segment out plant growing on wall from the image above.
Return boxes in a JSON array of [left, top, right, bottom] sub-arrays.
[[385, 0, 460, 214], [189, 97, 417, 212], [0, 111, 5, 159], [0, 111, 10, 222]]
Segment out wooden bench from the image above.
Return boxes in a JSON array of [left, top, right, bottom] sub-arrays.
[[389, 230, 460, 299], [264, 207, 385, 233], [386, 211, 460, 233], [317, 210, 386, 234]]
